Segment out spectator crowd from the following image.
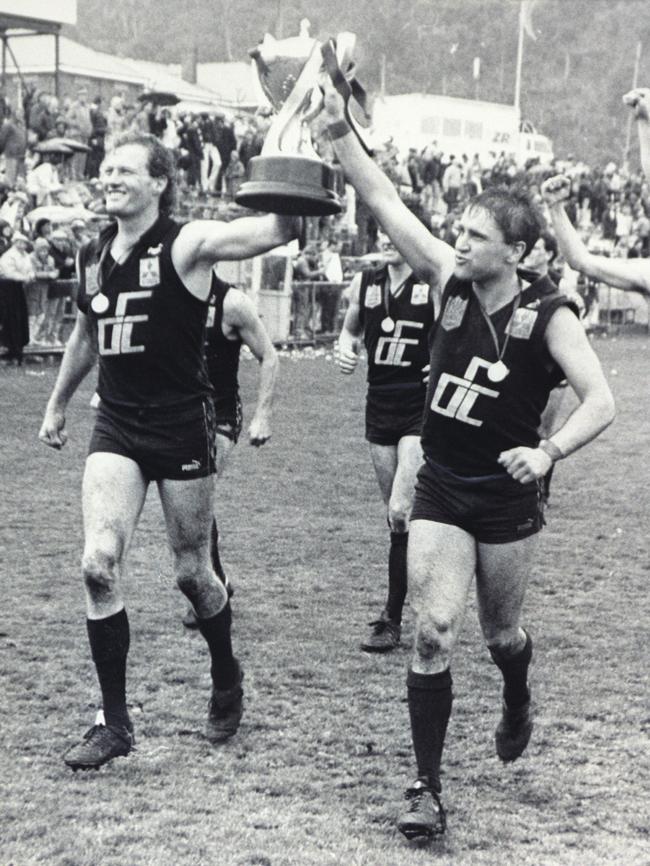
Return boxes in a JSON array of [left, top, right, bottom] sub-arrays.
[[1, 79, 649, 365]]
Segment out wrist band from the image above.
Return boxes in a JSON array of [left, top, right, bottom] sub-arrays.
[[538, 439, 564, 462], [328, 120, 352, 140]]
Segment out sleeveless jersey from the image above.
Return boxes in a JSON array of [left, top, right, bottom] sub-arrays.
[[358, 265, 434, 392], [77, 215, 212, 412], [205, 273, 242, 413], [421, 274, 578, 476]]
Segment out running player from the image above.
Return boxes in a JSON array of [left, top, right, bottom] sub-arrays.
[[336, 232, 435, 652], [182, 270, 278, 629], [38, 133, 297, 770], [323, 78, 615, 839]]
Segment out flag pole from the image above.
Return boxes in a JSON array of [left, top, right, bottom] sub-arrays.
[[514, 1, 525, 116], [623, 40, 643, 169]]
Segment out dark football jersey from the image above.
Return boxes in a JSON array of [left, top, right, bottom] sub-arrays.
[[77, 215, 212, 412], [421, 274, 578, 476], [358, 264, 434, 392], [204, 273, 242, 415]]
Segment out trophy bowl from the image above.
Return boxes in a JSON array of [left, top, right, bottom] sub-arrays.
[[235, 21, 344, 216]]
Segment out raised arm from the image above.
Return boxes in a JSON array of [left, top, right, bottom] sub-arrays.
[[542, 175, 650, 296], [224, 289, 278, 447], [321, 79, 455, 287], [335, 271, 363, 375], [39, 309, 97, 449], [623, 87, 650, 179]]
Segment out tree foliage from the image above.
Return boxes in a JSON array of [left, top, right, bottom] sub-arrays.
[[65, 0, 650, 165]]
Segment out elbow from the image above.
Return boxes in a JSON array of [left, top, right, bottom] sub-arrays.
[[596, 389, 616, 431]]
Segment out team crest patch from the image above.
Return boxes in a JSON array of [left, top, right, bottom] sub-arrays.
[[440, 295, 468, 330], [507, 307, 538, 339], [85, 262, 100, 297], [206, 305, 216, 328], [365, 284, 381, 308], [411, 283, 429, 305], [139, 256, 160, 287]]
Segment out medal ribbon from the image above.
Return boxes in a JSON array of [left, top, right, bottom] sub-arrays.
[[472, 289, 522, 366]]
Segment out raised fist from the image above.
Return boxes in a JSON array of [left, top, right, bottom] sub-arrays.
[[540, 175, 571, 206], [623, 87, 650, 122]]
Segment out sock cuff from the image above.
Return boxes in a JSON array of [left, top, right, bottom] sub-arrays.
[[86, 607, 130, 661], [390, 530, 409, 547], [489, 629, 533, 668], [407, 667, 452, 692]]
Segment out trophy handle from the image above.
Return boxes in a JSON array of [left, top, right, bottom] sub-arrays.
[[262, 42, 324, 157]]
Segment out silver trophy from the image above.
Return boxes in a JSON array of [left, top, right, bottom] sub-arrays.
[[236, 21, 359, 216]]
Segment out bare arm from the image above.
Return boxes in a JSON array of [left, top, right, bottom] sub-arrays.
[[335, 272, 363, 375], [39, 309, 98, 449], [498, 306, 615, 482], [321, 79, 456, 287], [224, 289, 278, 446], [172, 214, 299, 301], [623, 87, 650, 179], [542, 175, 650, 296]]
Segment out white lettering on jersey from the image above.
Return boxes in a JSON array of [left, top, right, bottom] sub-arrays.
[[374, 320, 424, 367], [97, 290, 152, 355], [430, 356, 499, 426]]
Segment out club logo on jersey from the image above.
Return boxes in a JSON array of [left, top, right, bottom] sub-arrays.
[[430, 356, 499, 426], [85, 262, 100, 297], [139, 256, 160, 287], [206, 303, 216, 328], [365, 284, 381, 308], [97, 290, 152, 355], [507, 307, 537, 340], [440, 296, 468, 331], [411, 283, 429, 305], [374, 320, 424, 367]]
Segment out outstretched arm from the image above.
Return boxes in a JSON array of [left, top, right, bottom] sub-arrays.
[[39, 309, 97, 449], [542, 175, 650, 296], [173, 214, 300, 301], [224, 289, 278, 447], [321, 78, 456, 287]]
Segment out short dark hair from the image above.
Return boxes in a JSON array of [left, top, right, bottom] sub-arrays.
[[539, 229, 558, 262], [109, 132, 176, 215], [468, 186, 542, 259]]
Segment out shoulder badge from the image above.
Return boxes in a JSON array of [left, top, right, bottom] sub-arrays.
[[507, 307, 538, 339], [365, 284, 381, 309], [411, 283, 429, 305], [440, 295, 468, 331]]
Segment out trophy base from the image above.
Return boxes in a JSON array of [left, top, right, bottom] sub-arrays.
[[235, 155, 342, 216]]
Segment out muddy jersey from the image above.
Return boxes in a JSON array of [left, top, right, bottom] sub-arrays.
[[358, 265, 434, 392], [77, 215, 212, 412], [421, 274, 578, 476], [205, 273, 242, 417]]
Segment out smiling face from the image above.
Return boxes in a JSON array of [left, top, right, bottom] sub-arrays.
[[376, 231, 404, 266], [100, 143, 166, 218], [453, 206, 523, 283]]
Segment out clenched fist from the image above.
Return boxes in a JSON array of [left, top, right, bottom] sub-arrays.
[[540, 175, 571, 207], [623, 87, 650, 122]]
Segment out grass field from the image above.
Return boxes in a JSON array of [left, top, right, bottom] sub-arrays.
[[1, 334, 649, 866]]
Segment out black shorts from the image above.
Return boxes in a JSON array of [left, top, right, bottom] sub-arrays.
[[88, 399, 216, 481], [411, 458, 545, 544], [365, 385, 425, 446], [214, 393, 243, 444]]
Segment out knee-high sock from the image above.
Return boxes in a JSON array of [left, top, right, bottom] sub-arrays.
[[489, 631, 533, 708], [87, 608, 130, 729], [386, 531, 408, 623], [210, 517, 227, 583], [197, 602, 237, 689], [407, 668, 453, 793]]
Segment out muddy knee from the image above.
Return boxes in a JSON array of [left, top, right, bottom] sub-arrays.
[[415, 613, 454, 662], [82, 551, 118, 603]]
